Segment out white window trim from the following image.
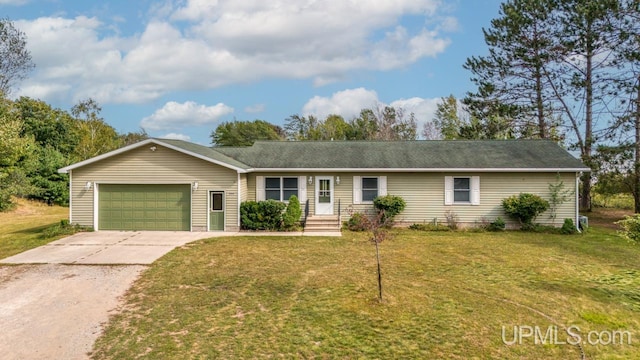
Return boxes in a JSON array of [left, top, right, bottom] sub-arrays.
[[257, 176, 301, 202], [445, 176, 480, 206], [353, 176, 387, 204]]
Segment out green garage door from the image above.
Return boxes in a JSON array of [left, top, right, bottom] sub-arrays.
[[99, 184, 191, 231]]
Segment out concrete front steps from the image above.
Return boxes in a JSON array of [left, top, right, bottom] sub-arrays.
[[304, 215, 341, 233]]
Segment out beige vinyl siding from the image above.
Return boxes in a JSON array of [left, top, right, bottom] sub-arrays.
[[245, 172, 577, 227], [71, 144, 239, 231], [382, 172, 576, 227], [239, 174, 248, 202]]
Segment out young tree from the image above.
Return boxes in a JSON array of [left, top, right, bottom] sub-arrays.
[[347, 208, 394, 302], [0, 18, 34, 95]]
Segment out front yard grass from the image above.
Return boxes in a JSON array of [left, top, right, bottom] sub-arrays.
[[0, 198, 68, 260], [93, 227, 640, 359]]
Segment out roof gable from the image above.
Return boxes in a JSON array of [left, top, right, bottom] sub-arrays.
[[58, 138, 250, 173]]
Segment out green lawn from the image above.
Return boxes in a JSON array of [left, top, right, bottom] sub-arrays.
[[0, 199, 68, 260], [92, 226, 640, 359]]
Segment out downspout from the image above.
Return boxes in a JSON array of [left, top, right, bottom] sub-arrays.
[[93, 183, 99, 231], [69, 170, 73, 224], [576, 172, 581, 232], [237, 172, 241, 230]]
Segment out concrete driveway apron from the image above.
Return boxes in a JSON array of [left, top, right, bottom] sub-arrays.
[[0, 231, 219, 265]]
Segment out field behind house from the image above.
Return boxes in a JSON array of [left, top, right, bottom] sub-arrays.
[[0, 199, 68, 259], [92, 224, 640, 359]]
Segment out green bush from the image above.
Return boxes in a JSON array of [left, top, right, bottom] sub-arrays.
[[0, 190, 14, 212], [502, 193, 550, 228], [345, 212, 369, 232], [373, 195, 406, 223], [487, 217, 506, 231], [615, 215, 640, 244], [282, 195, 302, 229], [240, 200, 286, 230], [561, 218, 578, 235]]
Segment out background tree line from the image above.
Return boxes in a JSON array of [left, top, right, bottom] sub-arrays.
[[427, 0, 640, 213], [210, 105, 418, 146], [0, 96, 147, 210]]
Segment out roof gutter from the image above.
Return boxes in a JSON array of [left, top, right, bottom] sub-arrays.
[[244, 167, 592, 173]]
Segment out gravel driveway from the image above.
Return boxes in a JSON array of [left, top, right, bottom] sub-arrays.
[[0, 231, 227, 359], [0, 264, 145, 360]]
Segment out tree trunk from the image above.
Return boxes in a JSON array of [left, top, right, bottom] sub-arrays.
[[635, 74, 640, 213], [535, 68, 546, 139], [375, 238, 383, 302], [533, 28, 546, 139], [580, 34, 594, 211]]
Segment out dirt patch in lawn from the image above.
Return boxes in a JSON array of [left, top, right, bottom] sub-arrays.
[[586, 208, 632, 229]]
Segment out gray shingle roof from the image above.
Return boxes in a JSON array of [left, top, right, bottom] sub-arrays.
[[212, 140, 589, 171], [157, 138, 251, 170]]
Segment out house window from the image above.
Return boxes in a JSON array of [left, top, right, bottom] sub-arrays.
[[362, 177, 379, 202], [454, 177, 471, 203], [353, 176, 387, 204], [265, 177, 298, 201], [444, 176, 480, 206]]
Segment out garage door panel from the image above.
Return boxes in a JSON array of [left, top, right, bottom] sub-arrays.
[[99, 184, 191, 231]]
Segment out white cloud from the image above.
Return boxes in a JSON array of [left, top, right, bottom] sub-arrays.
[[161, 133, 191, 141], [390, 97, 440, 126], [244, 103, 265, 113], [302, 88, 379, 120], [13, 0, 453, 104], [0, 0, 28, 4], [141, 101, 234, 130], [15, 16, 127, 102], [439, 16, 460, 32], [302, 88, 441, 135]]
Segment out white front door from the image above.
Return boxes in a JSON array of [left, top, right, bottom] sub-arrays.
[[315, 176, 333, 215]]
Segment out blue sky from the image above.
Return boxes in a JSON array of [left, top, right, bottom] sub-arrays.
[[2, 0, 504, 145]]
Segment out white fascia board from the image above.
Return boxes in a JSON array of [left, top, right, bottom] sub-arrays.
[[246, 167, 591, 173], [58, 139, 248, 174], [59, 139, 156, 173]]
